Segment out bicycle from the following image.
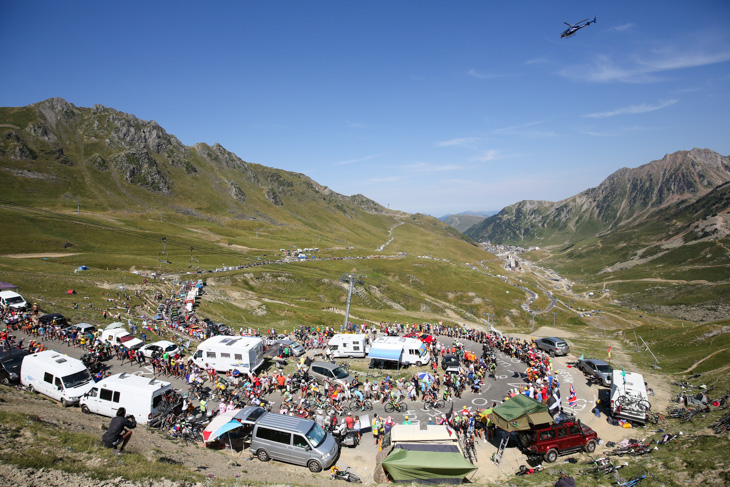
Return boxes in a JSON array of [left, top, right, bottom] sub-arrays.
[[616, 394, 651, 412], [646, 412, 667, 428], [384, 399, 407, 413], [348, 398, 373, 412], [423, 397, 444, 410], [330, 466, 361, 483], [580, 457, 627, 477], [614, 467, 649, 486]]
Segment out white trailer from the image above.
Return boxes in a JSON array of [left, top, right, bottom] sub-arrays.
[[367, 336, 430, 367], [192, 335, 264, 374], [80, 373, 173, 424], [327, 333, 370, 358]]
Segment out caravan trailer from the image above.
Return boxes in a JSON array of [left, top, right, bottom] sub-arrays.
[[192, 335, 265, 373], [327, 334, 369, 358]]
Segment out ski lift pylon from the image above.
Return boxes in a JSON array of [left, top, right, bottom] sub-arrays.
[[158, 237, 172, 264], [189, 246, 200, 270]]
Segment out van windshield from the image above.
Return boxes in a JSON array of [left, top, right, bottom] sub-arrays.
[[331, 367, 349, 380], [63, 370, 92, 389], [6, 297, 24, 305], [306, 423, 327, 448]]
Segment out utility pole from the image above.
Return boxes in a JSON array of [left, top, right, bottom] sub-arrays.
[[552, 311, 556, 327], [340, 273, 364, 330], [77, 202, 80, 215]]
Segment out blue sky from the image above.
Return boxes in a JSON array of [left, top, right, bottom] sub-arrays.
[[2, 1, 729, 216]]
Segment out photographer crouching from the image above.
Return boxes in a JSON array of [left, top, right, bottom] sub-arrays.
[[101, 407, 137, 452]]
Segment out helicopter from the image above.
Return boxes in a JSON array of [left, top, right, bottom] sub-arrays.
[[561, 16, 597, 38]]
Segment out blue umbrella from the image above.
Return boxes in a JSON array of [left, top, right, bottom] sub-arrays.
[[417, 372, 434, 382]]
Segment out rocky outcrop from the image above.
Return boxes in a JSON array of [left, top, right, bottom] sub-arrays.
[[112, 149, 172, 195]]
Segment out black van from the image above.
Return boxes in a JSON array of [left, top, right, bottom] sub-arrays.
[[0, 347, 29, 384]]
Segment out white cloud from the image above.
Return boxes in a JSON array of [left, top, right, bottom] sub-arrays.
[[435, 136, 481, 147], [332, 153, 382, 166], [360, 176, 398, 185], [583, 99, 678, 118], [467, 69, 505, 80], [525, 56, 550, 65], [609, 22, 634, 32], [561, 47, 730, 83], [470, 150, 500, 162], [401, 162, 462, 172]]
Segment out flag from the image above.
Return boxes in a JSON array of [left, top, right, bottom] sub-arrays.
[[579, 354, 584, 360], [608, 346, 612, 360], [446, 403, 454, 424], [568, 383, 577, 408], [547, 387, 562, 417]]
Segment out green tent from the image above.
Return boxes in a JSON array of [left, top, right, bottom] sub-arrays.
[[382, 446, 477, 484], [492, 394, 554, 432]]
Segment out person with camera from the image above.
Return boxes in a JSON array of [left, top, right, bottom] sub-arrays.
[[101, 407, 137, 452]]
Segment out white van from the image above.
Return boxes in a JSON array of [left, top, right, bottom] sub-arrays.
[[20, 350, 94, 406], [101, 323, 144, 350], [0, 290, 28, 311], [327, 334, 370, 358], [192, 335, 264, 373], [80, 373, 173, 424], [367, 336, 430, 367], [610, 369, 650, 423]]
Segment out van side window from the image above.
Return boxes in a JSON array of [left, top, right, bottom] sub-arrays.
[[55, 377, 63, 389], [206, 352, 216, 358], [256, 427, 292, 444], [100, 388, 113, 401], [113, 391, 120, 403], [353, 344, 360, 351], [89, 388, 98, 397], [234, 354, 243, 360], [153, 394, 163, 409], [292, 434, 308, 449], [44, 372, 53, 384], [220, 353, 230, 359]]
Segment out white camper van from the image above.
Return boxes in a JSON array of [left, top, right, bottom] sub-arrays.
[[20, 350, 94, 406], [193, 335, 265, 373], [327, 334, 369, 358], [367, 336, 431, 367], [610, 369, 650, 424], [80, 373, 173, 424], [101, 322, 144, 350]]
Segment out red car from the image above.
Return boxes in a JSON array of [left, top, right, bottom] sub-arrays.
[[404, 332, 434, 344], [517, 419, 598, 463]]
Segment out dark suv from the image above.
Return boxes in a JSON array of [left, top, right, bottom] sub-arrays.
[[517, 419, 598, 463], [441, 354, 460, 373]]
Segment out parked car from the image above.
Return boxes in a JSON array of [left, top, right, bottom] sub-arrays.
[[308, 361, 356, 387], [535, 337, 570, 356], [139, 340, 181, 359], [0, 291, 28, 311], [441, 354, 461, 373], [578, 358, 613, 386], [271, 339, 305, 357], [517, 419, 598, 463], [0, 347, 29, 384], [404, 332, 435, 344], [67, 323, 97, 335], [38, 313, 69, 329]]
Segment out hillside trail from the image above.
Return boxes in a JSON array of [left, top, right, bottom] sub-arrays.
[[677, 347, 729, 374]]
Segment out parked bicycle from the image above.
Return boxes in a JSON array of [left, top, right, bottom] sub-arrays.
[[614, 467, 649, 487], [580, 456, 627, 477]]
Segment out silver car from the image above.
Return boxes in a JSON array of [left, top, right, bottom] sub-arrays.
[[578, 358, 613, 386], [535, 337, 570, 356]]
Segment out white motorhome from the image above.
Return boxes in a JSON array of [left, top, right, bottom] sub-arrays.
[[20, 350, 94, 406], [80, 373, 173, 424], [610, 369, 650, 423], [0, 290, 28, 311], [101, 322, 144, 350], [367, 336, 430, 367], [327, 334, 370, 358], [193, 335, 264, 373]]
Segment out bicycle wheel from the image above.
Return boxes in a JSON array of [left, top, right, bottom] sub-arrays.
[[345, 472, 361, 483], [398, 402, 408, 413], [348, 400, 361, 412], [423, 401, 431, 410], [435, 399, 444, 409], [580, 467, 599, 476], [364, 400, 373, 410], [384, 402, 395, 413]]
